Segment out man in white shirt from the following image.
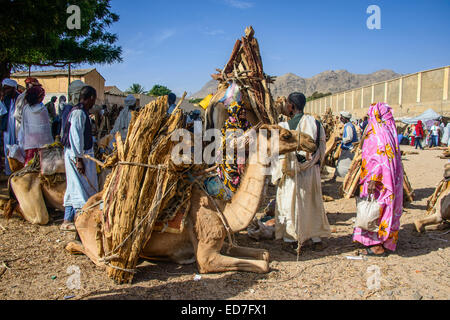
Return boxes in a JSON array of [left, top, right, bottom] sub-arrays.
[[430, 121, 440, 147]]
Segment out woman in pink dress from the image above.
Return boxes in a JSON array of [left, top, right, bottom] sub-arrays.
[[353, 103, 404, 256]]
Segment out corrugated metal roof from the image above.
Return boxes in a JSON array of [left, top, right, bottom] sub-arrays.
[[105, 86, 126, 96], [12, 68, 97, 78]]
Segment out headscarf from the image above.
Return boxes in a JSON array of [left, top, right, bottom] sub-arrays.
[[25, 77, 40, 86], [25, 86, 46, 105], [288, 92, 306, 111], [354, 103, 404, 251], [415, 120, 424, 138], [360, 103, 403, 202], [340, 111, 352, 120], [168, 93, 177, 105], [124, 94, 137, 107], [68, 80, 85, 105], [2, 78, 17, 88]]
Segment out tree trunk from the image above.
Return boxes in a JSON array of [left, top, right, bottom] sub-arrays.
[[0, 61, 11, 83]]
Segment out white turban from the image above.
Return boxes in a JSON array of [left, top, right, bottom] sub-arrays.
[[68, 80, 85, 105], [68, 80, 85, 95], [124, 94, 137, 107], [2, 78, 17, 88], [340, 111, 352, 120]]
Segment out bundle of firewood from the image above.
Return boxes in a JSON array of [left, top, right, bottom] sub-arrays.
[[321, 108, 336, 141], [427, 164, 450, 212], [211, 26, 278, 125], [324, 123, 344, 168], [340, 149, 362, 199], [98, 96, 199, 284]]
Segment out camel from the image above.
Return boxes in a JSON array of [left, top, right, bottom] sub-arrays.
[[67, 124, 318, 274], [5, 134, 116, 225], [415, 186, 450, 233]]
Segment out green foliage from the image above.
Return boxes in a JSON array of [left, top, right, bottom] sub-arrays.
[[148, 85, 172, 97], [126, 83, 146, 94], [189, 98, 203, 104], [0, 0, 122, 78], [307, 91, 332, 102]]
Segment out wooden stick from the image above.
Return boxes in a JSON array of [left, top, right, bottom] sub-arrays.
[[172, 91, 187, 114], [345, 167, 362, 199], [84, 155, 106, 168]]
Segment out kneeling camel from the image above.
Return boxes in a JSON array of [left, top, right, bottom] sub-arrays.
[[68, 125, 317, 274]]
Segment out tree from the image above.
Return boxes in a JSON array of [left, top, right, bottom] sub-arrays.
[[0, 0, 122, 81], [126, 83, 146, 94], [148, 85, 172, 97], [307, 91, 332, 102]]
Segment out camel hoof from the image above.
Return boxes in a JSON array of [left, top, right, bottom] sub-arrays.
[[414, 221, 425, 234], [261, 250, 270, 262], [65, 241, 85, 255]]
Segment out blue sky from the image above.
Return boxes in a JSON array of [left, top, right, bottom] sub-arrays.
[[80, 0, 450, 96]]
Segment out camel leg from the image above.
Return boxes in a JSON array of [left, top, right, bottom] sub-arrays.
[[222, 243, 270, 262], [196, 241, 269, 274], [415, 213, 443, 233]]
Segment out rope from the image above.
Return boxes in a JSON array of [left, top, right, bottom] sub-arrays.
[[193, 180, 236, 253], [99, 175, 179, 269], [76, 200, 103, 217], [295, 123, 302, 261], [117, 161, 168, 170]]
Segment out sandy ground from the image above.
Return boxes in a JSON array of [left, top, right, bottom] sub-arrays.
[[0, 145, 449, 300]]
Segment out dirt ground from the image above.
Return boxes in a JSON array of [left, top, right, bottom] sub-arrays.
[[0, 145, 449, 300]]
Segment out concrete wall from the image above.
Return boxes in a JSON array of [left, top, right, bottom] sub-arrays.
[[306, 65, 450, 118]]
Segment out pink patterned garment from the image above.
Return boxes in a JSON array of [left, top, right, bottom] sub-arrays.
[[353, 103, 404, 252]]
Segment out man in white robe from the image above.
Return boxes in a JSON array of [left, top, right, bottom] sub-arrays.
[[110, 94, 137, 141], [60, 86, 98, 231], [272, 93, 331, 253]]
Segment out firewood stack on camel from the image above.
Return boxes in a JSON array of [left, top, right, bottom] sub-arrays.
[[61, 26, 320, 284]]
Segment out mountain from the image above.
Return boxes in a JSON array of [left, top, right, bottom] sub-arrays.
[[191, 69, 402, 99]]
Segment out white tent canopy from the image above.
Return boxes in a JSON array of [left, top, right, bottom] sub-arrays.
[[401, 109, 442, 126]]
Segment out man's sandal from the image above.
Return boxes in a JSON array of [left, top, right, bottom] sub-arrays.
[[60, 223, 76, 232]]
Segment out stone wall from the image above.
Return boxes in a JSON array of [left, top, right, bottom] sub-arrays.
[[306, 65, 450, 118]]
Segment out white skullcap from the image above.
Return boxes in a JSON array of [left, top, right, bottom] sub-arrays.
[[340, 111, 352, 120], [2, 78, 17, 88], [68, 80, 85, 95], [124, 94, 137, 107]]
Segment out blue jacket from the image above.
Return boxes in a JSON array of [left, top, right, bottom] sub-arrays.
[[342, 122, 358, 150]]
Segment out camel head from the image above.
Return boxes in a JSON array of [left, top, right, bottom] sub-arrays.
[[259, 124, 317, 156]]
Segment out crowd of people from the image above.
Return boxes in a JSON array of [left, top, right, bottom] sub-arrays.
[[0, 78, 139, 231], [0, 76, 414, 258]]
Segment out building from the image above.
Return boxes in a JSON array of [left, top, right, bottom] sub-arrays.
[[11, 68, 106, 105], [105, 85, 126, 108]]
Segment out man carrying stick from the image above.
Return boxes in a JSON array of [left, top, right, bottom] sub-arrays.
[[272, 92, 331, 254], [60, 86, 99, 231]]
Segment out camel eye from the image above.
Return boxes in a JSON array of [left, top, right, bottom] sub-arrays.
[[281, 132, 292, 140]]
